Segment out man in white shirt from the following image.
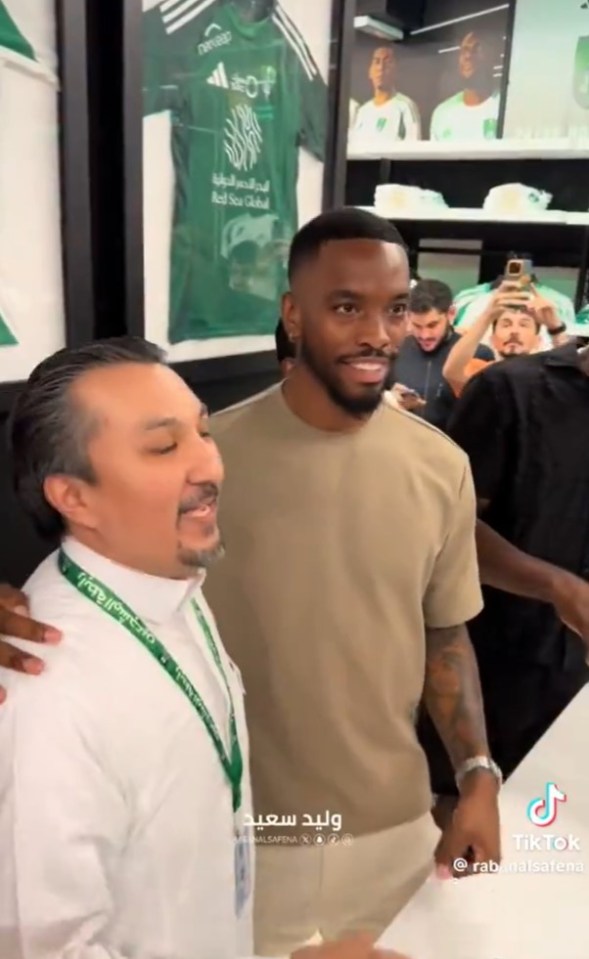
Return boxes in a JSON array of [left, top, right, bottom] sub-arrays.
[[348, 45, 421, 151], [430, 31, 500, 142], [0, 337, 405, 959]]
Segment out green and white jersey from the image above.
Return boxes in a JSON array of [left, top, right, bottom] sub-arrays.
[[0, 0, 55, 77], [454, 281, 576, 350], [348, 93, 421, 150], [429, 91, 500, 142], [0, 289, 18, 347], [0, 0, 35, 66], [144, 0, 328, 344], [0, 0, 52, 349], [573, 303, 589, 337]]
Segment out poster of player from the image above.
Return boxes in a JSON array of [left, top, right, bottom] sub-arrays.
[[142, 0, 332, 362], [0, 0, 66, 385], [503, 0, 589, 140], [347, 1, 510, 153]]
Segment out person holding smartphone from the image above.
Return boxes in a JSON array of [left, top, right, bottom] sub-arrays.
[[443, 282, 570, 397]]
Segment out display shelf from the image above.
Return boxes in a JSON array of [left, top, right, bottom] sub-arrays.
[[357, 205, 589, 226], [347, 138, 589, 162]]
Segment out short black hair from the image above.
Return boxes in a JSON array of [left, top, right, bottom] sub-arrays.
[[408, 278, 453, 315], [8, 336, 166, 541], [275, 320, 295, 364], [287, 207, 406, 283]]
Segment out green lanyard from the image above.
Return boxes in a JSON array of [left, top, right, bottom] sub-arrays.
[[58, 549, 243, 814]]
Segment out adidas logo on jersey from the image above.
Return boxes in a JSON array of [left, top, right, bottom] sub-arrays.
[[207, 63, 229, 89]]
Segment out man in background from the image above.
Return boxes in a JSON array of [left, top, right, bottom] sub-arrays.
[[394, 278, 493, 430], [348, 45, 421, 150], [443, 283, 570, 396], [430, 30, 500, 141], [453, 260, 577, 345], [447, 342, 589, 783]]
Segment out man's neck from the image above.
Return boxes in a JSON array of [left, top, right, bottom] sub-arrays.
[[373, 90, 394, 107], [282, 366, 373, 433], [65, 531, 192, 582], [463, 85, 492, 106]]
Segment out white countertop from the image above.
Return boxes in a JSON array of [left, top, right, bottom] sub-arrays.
[[378, 686, 589, 958]]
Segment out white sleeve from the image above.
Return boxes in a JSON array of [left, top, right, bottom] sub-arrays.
[[429, 104, 442, 141], [0, 678, 132, 959], [406, 98, 422, 140]]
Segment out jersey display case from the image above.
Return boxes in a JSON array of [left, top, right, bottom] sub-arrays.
[[0, 0, 93, 407], [124, 0, 353, 381]]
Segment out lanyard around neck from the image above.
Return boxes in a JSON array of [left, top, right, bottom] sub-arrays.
[[58, 549, 243, 814]]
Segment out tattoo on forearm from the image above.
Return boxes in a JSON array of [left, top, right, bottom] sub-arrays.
[[424, 624, 489, 770]]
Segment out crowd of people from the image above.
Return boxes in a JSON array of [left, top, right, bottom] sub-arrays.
[[0, 208, 588, 959]]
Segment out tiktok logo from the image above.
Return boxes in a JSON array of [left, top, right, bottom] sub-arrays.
[[526, 782, 567, 827]]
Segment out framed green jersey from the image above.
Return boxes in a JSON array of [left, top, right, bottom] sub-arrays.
[[132, 0, 350, 370], [0, 0, 94, 406]]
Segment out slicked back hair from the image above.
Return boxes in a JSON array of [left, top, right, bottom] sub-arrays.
[[8, 337, 166, 540]]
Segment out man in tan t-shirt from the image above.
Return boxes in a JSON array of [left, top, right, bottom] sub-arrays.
[[205, 209, 501, 956]]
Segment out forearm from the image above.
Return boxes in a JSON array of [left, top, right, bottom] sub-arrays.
[[443, 311, 493, 387], [548, 330, 570, 347], [476, 519, 563, 601], [423, 623, 489, 771]]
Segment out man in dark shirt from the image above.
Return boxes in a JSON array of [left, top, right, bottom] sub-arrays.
[[448, 342, 589, 776], [394, 278, 493, 431]]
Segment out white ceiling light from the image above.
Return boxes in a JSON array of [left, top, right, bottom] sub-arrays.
[[354, 15, 404, 42]]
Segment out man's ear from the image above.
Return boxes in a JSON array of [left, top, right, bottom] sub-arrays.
[[447, 305, 457, 325], [43, 475, 98, 531], [281, 291, 301, 345]]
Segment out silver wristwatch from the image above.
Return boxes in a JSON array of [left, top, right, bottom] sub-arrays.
[[455, 755, 503, 791]]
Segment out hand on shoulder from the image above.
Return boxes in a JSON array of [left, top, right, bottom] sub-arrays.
[[0, 585, 61, 702]]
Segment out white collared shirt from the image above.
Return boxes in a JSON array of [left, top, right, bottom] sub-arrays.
[[0, 538, 254, 959]]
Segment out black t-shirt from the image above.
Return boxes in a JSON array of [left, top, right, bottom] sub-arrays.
[[448, 344, 589, 668]]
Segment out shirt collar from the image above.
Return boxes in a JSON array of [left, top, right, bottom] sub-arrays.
[[545, 342, 587, 370], [61, 537, 204, 625]]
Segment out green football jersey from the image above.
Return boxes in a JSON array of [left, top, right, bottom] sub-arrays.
[[0, 0, 36, 67], [573, 303, 589, 336], [0, 0, 43, 348], [144, 0, 328, 343]]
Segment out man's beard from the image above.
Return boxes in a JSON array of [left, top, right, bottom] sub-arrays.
[[498, 342, 525, 360], [178, 541, 225, 570], [300, 337, 390, 418]]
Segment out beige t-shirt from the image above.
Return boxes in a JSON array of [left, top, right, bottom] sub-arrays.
[[206, 388, 482, 839]]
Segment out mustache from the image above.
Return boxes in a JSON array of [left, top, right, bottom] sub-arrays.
[[338, 348, 394, 364], [178, 482, 220, 515]]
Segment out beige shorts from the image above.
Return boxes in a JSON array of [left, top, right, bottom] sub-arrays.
[[253, 811, 440, 956]]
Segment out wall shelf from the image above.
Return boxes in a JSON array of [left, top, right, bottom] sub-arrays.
[[358, 206, 589, 226], [348, 139, 589, 162]]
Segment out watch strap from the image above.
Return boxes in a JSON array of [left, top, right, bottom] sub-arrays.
[[549, 322, 567, 336], [455, 755, 502, 790]]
